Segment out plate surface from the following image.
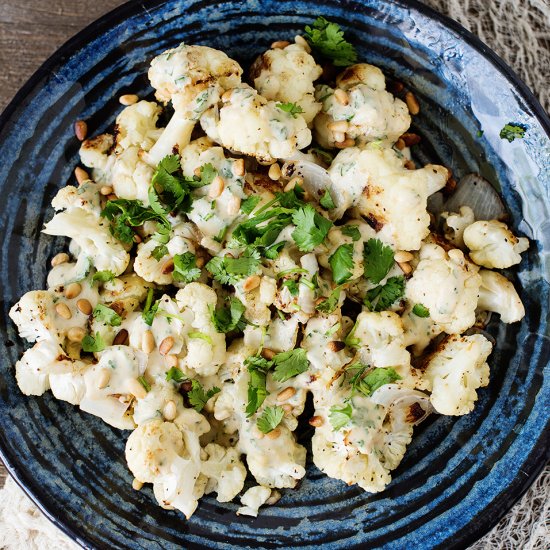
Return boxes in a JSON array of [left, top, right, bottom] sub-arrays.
[[0, 1, 549, 549]]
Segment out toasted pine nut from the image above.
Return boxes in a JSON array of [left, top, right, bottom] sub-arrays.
[[404, 159, 415, 170], [282, 404, 293, 413], [333, 131, 346, 143], [55, 302, 72, 319], [159, 336, 174, 356], [110, 302, 124, 316], [268, 163, 281, 181], [76, 298, 92, 315], [64, 282, 82, 300], [74, 120, 88, 141], [195, 256, 205, 269], [97, 368, 111, 389], [133, 233, 142, 244], [233, 158, 245, 176], [327, 340, 345, 352], [100, 185, 113, 196], [107, 193, 117, 201], [221, 89, 233, 103], [208, 176, 225, 199], [294, 35, 311, 53], [405, 92, 420, 115], [335, 138, 355, 149], [271, 40, 290, 49], [113, 328, 129, 346], [277, 387, 296, 402], [395, 138, 406, 150], [51, 252, 69, 267], [394, 251, 413, 263], [397, 261, 412, 275], [284, 176, 303, 192], [309, 415, 324, 427], [163, 400, 177, 421], [226, 195, 241, 216], [142, 330, 155, 354], [127, 378, 147, 399], [256, 429, 265, 439], [261, 348, 275, 360], [242, 275, 261, 292], [132, 478, 143, 491], [266, 490, 282, 505], [119, 94, 139, 106], [328, 120, 349, 133], [334, 89, 349, 105], [165, 354, 179, 368], [162, 259, 174, 274], [74, 167, 89, 185], [67, 326, 86, 343], [401, 132, 421, 146], [266, 427, 281, 439]]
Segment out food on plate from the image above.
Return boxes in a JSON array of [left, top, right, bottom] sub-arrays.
[[9, 17, 529, 519]]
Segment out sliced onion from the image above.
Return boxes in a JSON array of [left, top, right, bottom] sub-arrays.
[[370, 383, 433, 426]]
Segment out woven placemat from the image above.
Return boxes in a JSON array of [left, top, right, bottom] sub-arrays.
[[0, 1, 548, 548]]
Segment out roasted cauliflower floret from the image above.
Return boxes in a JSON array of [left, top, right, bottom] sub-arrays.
[[477, 269, 525, 323], [251, 38, 322, 124], [421, 334, 492, 415], [79, 133, 114, 181], [201, 443, 247, 503], [441, 206, 475, 248], [314, 64, 410, 148], [406, 243, 481, 334], [115, 100, 163, 152], [145, 43, 243, 165], [463, 219, 529, 268], [200, 85, 311, 163], [237, 485, 272, 517]]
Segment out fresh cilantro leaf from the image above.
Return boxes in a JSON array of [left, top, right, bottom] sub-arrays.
[[81, 332, 106, 353], [477, 130, 484, 137], [257, 406, 285, 434], [241, 195, 261, 215], [276, 102, 305, 118], [138, 376, 151, 392], [92, 304, 122, 327], [166, 367, 186, 383], [188, 331, 213, 344], [329, 243, 354, 285], [263, 240, 286, 259], [349, 365, 401, 396], [142, 288, 159, 326], [272, 348, 309, 382], [304, 17, 357, 66], [364, 275, 405, 312], [187, 379, 220, 412], [172, 252, 201, 283], [245, 355, 273, 416], [363, 238, 395, 284], [91, 270, 115, 284], [150, 154, 190, 213], [210, 296, 247, 333], [191, 163, 216, 188], [206, 250, 261, 285], [151, 244, 168, 261], [320, 189, 336, 210], [341, 225, 361, 241], [152, 224, 171, 244], [499, 122, 527, 142], [291, 204, 333, 252], [329, 403, 352, 430], [282, 279, 299, 296], [412, 303, 430, 317], [315, 286, 343, 314]]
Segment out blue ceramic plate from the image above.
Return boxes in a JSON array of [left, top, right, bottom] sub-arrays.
[[0, 1, 548, 548]]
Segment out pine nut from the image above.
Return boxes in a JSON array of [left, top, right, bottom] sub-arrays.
[[165, 354, 179, 368], [233, 158, 245, 176], [405, 92, 420, 115], [271, 40, 290, 49], [394, 251, 413, 263], [294, 35, 311, 53], [261, 348, 275, 360], [127, 378, 147, 399], [335, 138, 355, 149], [133, 233, 142, 244], [162, 259, 174, 274], [395, 138, 406, 150], [404, 159, 415, 170], [268, 163, 281, 181], [266, 427, 281, 439], [333, 131, 346, 143], [110, 302, 124, 316], [208, 176, 225, 199], [119, 94, 139, 106], [113, 328, 129, 345], [107, 193, 117, 201], [334, 89, 349, 105], [195, 256, 205, 269], [159, 336, 174, 356], [132, 478, 143, 491], [277, 387, 296, 402], [74, 166, 89, 185], [398, 261, 412, 275], [226, 195, 241, 216], [328, 120, 349, 133], [64, 282, 82, 299], [74, 120, 88, 141], [255, 429, 265, 439], [97, 368, 111, 389], [100, 185, 113, 196], [401, 132, 421, 146], [266, 490, 281, 505], [51, 252, 69, 267], [284, 176, 303, 192], [282, 404, 293, 413], [67, 326, 86, 342], [55, 302, 72, 319], [327, 341, 345, 352], [163, 400, 177, 421], [142, 330, 155, 353], [221, 89, 233, 102], [309, 415, 324, 427], [242, 275, 261, 292], [76, 298, 92, 315]]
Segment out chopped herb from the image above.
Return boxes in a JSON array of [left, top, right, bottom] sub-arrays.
[[81, 332, 106, 353], [193, 163, 217, 188], [412, 303, 430, 317], [166, 366, 185, 383], [138, 376, 151, 392], [346, 364, 401, 396], [282, 279, 299, 296], [292, 204, 333, 252], [187, 379, 220, 412], [276, 102, 305, 118], [257, 405, 285, 433], [149, 155, 190, 213], [272, 348, 309, 382], [206, 249, 261, 285], [329, 403, 352, 430], [363, 238, 395, 284], [92, 304, 122, 327], [210, 296, 247, 333], [476, 130, 484, 137], [91, 270, 115, 284], [315, 285, 343, 314], [142, 288, 159, 325], [364, 275, 405, 312], [304, 17, 357, 66], [499, 122, 527, 142], [319, 189, 336, 210], [241, 195, 261, 215], [263, 240, 286, 259], [309, 146, 335, 165], [245, 355, 273, 416], [329, 243, 354, 285], [188, 331, 213, 345], [151, 244, 168, 261], [341, 225, 361, 241], [173, 252, 201, 283]]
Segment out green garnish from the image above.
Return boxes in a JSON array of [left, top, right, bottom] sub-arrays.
[[346, 364, 401, 396], [304, 17, 357, 66], [315, 286, 343, 314], [276, 102, 305, 118], [341, 225, 361, 241], [172, 252, 201, 283], [151, 244, 168, 261], [166, 366, 185, 383], [291, 204, 333, 252], [138, 376, 151, 392], [329, 243, 354, 285], [81, 332, 106, 353], [188, 331, 213, 345], [329, 403, 352, 430], [272, 348, 309, 383], [412, 303, 430, 317], [319, 189, 336, 210], [282, 279, 299, 296], [210, 296, 247, 333], [364, 276, 405, 312], [206, 249, 261, 285], [91, 270, 115, 284], [240, 195, 261, 215], [92, 304, 122, 327], [245, 355, 273, 416], [363, 238, 395, 284], [142, 288, 159, 326], [257, 406, 285, 434], [187, 380, 220, 412], [499, 122, 527, 142]]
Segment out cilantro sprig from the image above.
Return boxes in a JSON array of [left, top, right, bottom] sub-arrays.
[[272, 348, 309, 383], [173, 252, 201, 283], [291, 204, 333, 252], [210, 296, 247, 333], [364, 275, 405, 312], [346, 364, 401, 396], [206, 249, 261, 285], [304, 17, 357, 67], [91, 270, 115, 284], [363, 238, 394, 284], [81, 332, 106, 353], [92, 304, 122, 327], [329, 243, 354, 285], [329, 403, 352, 430], [257, 406, 285, 434], [276, 102, 305, 118], [187, 380, 220, 412]]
